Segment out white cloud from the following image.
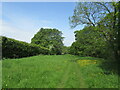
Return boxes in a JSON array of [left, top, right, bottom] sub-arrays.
[[63, 35, 75, 46], [62, 31, 75, 46], [1, 19, 34, 43], [63, 39, 75, 46], [1, 19, 75, 46], [2, 13, 53, 32], [1, 18, 75, 46], [1, 11, 53, 43], [1, 10, 76, 46]]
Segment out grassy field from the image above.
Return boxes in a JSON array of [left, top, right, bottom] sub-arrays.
[[2, 55, 119, 88]]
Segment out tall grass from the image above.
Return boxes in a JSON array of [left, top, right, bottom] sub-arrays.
[[2, 55, 119, 88], [77, 59, 118, 88]]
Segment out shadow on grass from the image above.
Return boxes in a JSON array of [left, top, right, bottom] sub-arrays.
[[75, 56, 119, 76], [98, 60, 119, 76]]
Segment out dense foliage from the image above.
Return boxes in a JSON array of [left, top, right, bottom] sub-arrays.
[[31, 28, 64, 55], [69, 2, 120, 61], [69, 26, 108, 58], [0, 36, 2, 59], [62, 46, 70, 54], [2, 36, 49, 58]]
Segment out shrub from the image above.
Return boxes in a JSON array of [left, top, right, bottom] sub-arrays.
[[2, 36, 49, 59]]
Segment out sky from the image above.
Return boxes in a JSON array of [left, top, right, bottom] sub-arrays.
[[1, 2, 84, 46]]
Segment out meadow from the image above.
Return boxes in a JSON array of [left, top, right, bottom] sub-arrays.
[[2, 55, 119, 88]]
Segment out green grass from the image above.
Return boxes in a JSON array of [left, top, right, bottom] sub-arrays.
[[2, 55, 119, 88]]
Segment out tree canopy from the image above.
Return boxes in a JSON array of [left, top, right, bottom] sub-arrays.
[[31, 28, 64, 55], [69, 2, 119, 61], [69, 2, 114, 28], [69, 26, 107, 58]]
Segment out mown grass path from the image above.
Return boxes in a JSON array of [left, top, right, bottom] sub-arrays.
[[64, 56, 87, 88], [57, 61, 87, 88], [57, 62, 71, 88], [75, 63, 87, 88]]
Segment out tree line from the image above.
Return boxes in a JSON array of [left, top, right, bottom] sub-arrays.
[[1, 2, 120, 62], [2, 28, 65, 59], [69, 2, 120, 62]]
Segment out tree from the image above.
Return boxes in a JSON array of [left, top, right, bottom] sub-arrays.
[[69, 26, 107, 58], [62, 46, 69, 54], [31, 28, 64, 55], [97, 2, 120, 60], [69, 2, 114, 28], [69, 2, 119, 61], [117, 1, 120, 60], [117, 1, 120, 72]]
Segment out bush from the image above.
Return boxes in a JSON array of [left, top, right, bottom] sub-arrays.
[[2, 36, 49, 58]]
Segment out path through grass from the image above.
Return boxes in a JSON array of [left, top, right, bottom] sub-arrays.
[[2, 55, 119, 88]]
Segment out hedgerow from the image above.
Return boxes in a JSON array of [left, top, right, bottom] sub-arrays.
[[2, 36, 49, 58]]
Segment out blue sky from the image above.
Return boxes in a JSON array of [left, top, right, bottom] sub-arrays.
[[1, 2, 84, 46]]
